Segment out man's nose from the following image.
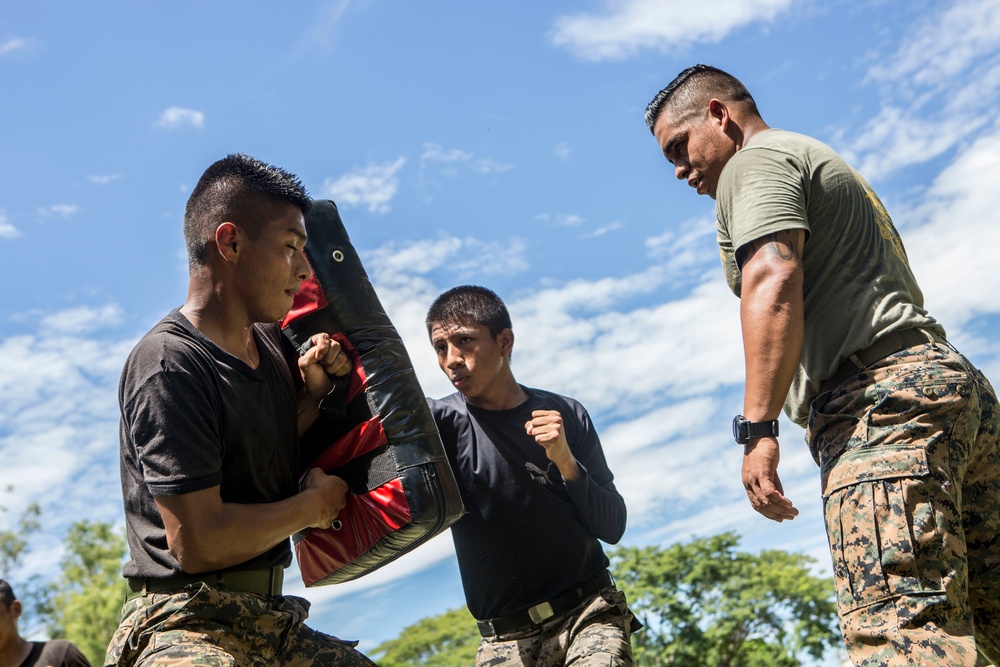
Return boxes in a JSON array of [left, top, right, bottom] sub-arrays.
[[445, 345, 463, 368], [294, 252, 310, 281], [674, 159, 689, 180]]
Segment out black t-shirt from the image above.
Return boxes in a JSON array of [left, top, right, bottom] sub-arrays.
[[429, 388, 626, 620], [118, 310, 299, 578], [19, 640, 91, 667]]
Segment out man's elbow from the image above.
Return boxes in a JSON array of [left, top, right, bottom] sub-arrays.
[[598, 509, 628, 545], [166, 532, 222, 574]]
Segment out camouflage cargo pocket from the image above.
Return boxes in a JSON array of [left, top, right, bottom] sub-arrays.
[[822, 444, 950, 612]]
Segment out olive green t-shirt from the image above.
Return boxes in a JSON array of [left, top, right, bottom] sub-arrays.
[[715, 129, 944, 426]]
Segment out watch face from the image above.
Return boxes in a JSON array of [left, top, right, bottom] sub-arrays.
[[732, 415, 746, 443]]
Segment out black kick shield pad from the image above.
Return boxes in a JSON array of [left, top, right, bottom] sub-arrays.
[[281, 199, 464, 586]]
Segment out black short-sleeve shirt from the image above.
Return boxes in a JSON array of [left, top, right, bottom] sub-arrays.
[[118, 310, 299, 578]]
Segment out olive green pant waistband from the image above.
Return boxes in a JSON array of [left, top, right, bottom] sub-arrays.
[[820, 328, 945, 395], [125, 567, 283, 602]]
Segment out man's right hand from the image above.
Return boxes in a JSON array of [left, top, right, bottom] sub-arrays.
[[299, 467, 349, 529], [741, 438, 798, 522]]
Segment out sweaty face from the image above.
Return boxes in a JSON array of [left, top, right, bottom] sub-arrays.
[[429, 320, 509, 404], [234, 202, 311, 324], [653, 109, 733, 200]]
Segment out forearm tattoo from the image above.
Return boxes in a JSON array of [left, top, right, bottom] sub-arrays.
[[736, 230, 803, 269]]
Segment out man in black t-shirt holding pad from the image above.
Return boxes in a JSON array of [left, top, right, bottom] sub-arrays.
[[426, 285, 639, 667], [106, 154, 378, 666]]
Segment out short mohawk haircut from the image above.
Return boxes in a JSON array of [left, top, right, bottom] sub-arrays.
[[183, 153, 312, 266], [644, 64, 759, 133]]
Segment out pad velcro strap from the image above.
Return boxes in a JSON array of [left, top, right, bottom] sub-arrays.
[[332, 445, 397, 495]]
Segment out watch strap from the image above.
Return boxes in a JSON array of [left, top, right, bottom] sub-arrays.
[[744, 419, 779, 440]]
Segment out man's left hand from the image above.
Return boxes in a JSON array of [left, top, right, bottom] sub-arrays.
[[525, 410, 582, 482], [298, 333, 351, 399]]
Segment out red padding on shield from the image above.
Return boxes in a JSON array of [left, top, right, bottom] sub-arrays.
[[296, 478, 412, 587], [309, 416, 387, 472]]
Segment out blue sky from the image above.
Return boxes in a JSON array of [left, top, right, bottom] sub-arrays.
[[2, 1, 1000, 664]]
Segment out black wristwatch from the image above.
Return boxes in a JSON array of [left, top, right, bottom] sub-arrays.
[[732, 415, 779, 445]]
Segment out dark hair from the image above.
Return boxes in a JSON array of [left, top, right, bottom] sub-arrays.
[[425, 285, 512, 337], [644, 64, 760, 133], [183, 153, 312, 266], [0, 579, 15, 607]]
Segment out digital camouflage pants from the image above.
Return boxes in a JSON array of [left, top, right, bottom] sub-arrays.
[[475, 587, 638, 667], [809, 341, 1000, 666], [104, 582, 379, 667]]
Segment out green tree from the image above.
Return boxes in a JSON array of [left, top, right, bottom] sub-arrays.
[[0, 485, 46, 634], [46, 520, 127, 666], [0, 486, 41, 578], [610, 532, 840, 667], [371, 606, 480, 667]]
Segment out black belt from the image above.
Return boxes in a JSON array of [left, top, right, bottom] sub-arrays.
[[476, 570, 613, 638], [820, 328, 943, 395], [125, 567, 283, 602]]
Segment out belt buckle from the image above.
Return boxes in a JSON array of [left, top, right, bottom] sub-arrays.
[[527, 600, 554, 624], [478, 619, 497, 637]]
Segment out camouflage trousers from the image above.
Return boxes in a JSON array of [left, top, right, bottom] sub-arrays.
[[808, 341, 1000, 666], [103, 582, 379, 667], [475, 587, 637, 667]]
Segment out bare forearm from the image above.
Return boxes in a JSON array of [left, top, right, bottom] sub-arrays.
[[156, 474, 344, 573], [174, 498, 310, 573], [738, 230, 805, 420], [297, 392, 322, 436], [740, 282, 802, 419]]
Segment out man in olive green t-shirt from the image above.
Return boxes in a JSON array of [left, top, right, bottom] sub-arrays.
[[645, 64, 1000, 666]]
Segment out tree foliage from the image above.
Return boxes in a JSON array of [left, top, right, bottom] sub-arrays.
[[366, 532, 839, 667], [46, 520, 127, 666], [610, 532, 840, 667], [0, 485, 47, 635], [0, 486, 41, 578], [371, 606, 480, 667]]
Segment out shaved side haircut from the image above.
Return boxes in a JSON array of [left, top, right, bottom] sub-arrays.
[[644, 64, 760, 133], [0, 579, 15, 608], [183, 153, 312, 267], [426, 285, 513, 338]]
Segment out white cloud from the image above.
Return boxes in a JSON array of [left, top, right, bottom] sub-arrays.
[[470, 158, 515, 175], [36, 204, 79, 219], [535, 212, 584, 227], [898, 123, 1000, 331], [550, 0, 794, 61], [153, 106, 206, 130], [845, 0, 1000, 180], [554, 142, 572, 161], [0, 212, 21, 239], [321, 157, 406, 214], [421, 144, 474, 164], [0, 37, 40, 57], [0, 305, 135, 571], [39, 304, 125, 335], [420, 143, 514, 177], [88, 174, 121, 185], [866, 0, 1000, 87], [583, 221, 623, 238]]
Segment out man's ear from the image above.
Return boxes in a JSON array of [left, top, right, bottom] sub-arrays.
[[214, 222, 240, 263], [10, 599, 22, 620], [498, 328, 514, 360], [707, 98, 730, 130]]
